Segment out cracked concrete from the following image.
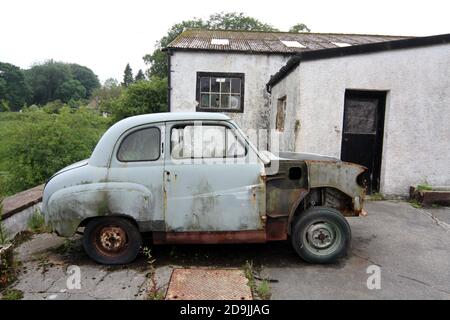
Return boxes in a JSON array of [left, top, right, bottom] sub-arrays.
[[268, 201, 450, 299], [1, 200, 449, 300]]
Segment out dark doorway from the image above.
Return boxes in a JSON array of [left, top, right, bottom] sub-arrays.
[[341, 90, 386, 194]]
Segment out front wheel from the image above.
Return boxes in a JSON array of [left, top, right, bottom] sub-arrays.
[[291, 206, 351, 264], [83, 217, 142, 265]]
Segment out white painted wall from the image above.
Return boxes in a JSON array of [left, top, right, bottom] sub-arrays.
[[170, 51, 290, 149], [270, 43, 450, 195]]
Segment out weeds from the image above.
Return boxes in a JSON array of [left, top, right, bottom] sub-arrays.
[[0, 220, 8, 245], [243, 260, 271, 300], [0, 191, 8, 245], [410, 199, 422, 208], [417, 184, 433, 191], [256, 280, 271, 300], [52, 238, 79, 256], [1, 288, 23, 300], [370, 193, 384, 201], [143, 246, 164, 300], [27, 209, 51, 233], [35, 254, 54, 274]]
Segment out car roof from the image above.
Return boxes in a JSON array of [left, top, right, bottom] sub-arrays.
[[119, 112, 230, 125], [89, 112, 232, 167]]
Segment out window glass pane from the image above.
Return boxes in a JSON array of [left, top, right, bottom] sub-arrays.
[[203, 126, 225, 158], [210, 78, 220, 92], [230, 95, 241, 109], [197, 73, 243, 112], [210, 94, 220, 108], [171, 125, 226, 159], [200, 78, 210, 92], [118, 128, 160, 161], [200, 94, 210, 108], [220, 94, 230, 109], [344, 99, 377, 134], [171, 126, 193, 158], [231, 78, 241, 93], [226, 129, 245, 157], [221, 78, 231, 93]]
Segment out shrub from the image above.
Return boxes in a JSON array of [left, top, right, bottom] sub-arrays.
[[110, 78, 167, 123], [0, 107, 108, 194]]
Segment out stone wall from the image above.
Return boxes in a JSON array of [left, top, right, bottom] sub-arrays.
[[1, 185, 44, 238]]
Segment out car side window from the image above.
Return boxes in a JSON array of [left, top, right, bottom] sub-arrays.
[[117, 127, 160, 162], [171, 124, 246, 159]]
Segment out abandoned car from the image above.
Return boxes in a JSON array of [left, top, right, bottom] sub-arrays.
[[42, 112, 367, 265]]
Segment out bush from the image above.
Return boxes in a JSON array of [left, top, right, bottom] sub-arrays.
[[110, 78, 167, 122], [0, 107, 108, 194]]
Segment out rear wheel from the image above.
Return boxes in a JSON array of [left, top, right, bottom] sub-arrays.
[[291, 206, 351, 264], [83, 217, 142, 265]]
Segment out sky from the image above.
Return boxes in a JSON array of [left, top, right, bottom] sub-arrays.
[[0, 0, 449, 83]]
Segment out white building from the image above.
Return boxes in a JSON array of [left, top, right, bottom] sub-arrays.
[[166, 30, 405, 148], [167, 30, 450, 196], [266, 34, 450, 195]]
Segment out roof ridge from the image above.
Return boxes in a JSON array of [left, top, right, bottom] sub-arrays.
[[181, 28, 412, 38]]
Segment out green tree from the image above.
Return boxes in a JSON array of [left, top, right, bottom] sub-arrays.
[[122, 63, 134, 87], [69, 64, 100, 97], [91, 78, 123, 113], [206, 12, 277, 31], [135, 69, 146, 82], [289, 23, 311, 33], [25, 60, 72, 105], [0, 62, 31, 111], [25, 60, 100, 105], [55, 79, 86, 103], [111, 78, 167, 122]]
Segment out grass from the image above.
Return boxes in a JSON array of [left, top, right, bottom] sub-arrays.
[[256, 280, 271, 300], [1, 288, 23, 300], [417, 184, 433, 191], [370, 192, 385, 201], [409, 199, 423, 208], [243, 260, 271, 300], [27, 209, 51, 233], [0, 220, 9, 245]]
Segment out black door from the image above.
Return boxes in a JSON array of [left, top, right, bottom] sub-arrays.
[[341, 90, 386, 194]]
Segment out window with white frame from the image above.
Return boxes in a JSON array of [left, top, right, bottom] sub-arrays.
[[196, 72, 245, 112]]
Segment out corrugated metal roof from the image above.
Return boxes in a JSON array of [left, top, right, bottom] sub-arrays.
[[266, 33, 450, 89], [167, 29, 410, 54]]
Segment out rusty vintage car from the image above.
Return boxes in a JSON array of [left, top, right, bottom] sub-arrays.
[[42, 112, 366, 265]]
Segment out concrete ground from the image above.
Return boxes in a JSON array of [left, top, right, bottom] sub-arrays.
[[1, 200, 449, 300]]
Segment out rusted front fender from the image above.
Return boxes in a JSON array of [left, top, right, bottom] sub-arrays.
[[46, 182, 153, 237], [306, 160, 366, 212]]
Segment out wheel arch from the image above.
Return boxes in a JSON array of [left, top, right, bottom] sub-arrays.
[[287, 187, 354, 234]]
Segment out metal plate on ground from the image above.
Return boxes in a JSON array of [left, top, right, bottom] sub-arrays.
[[166, 268, 253, 300]]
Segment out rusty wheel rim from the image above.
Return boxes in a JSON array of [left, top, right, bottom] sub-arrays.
[[94, 225, 129, 256]]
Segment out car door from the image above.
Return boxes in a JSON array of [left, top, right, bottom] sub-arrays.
[[164, 120, 265, 232], [107, 123, 165, 231]]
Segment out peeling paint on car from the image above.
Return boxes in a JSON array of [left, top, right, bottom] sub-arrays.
[[42, 112, 366, 243]]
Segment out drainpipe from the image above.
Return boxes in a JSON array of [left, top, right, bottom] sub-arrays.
[[167, 49, 173, 112]]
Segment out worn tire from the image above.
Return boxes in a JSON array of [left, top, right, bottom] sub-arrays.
[[291, 206, 351, 264], [83, 217, 142, 265]]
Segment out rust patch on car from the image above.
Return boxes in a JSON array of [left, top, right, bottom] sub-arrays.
[[152, 230, 266, 244], [266, 217, 288, 241]]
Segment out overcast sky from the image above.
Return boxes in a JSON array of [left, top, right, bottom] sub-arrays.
[[1, 0, 448, 83]]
